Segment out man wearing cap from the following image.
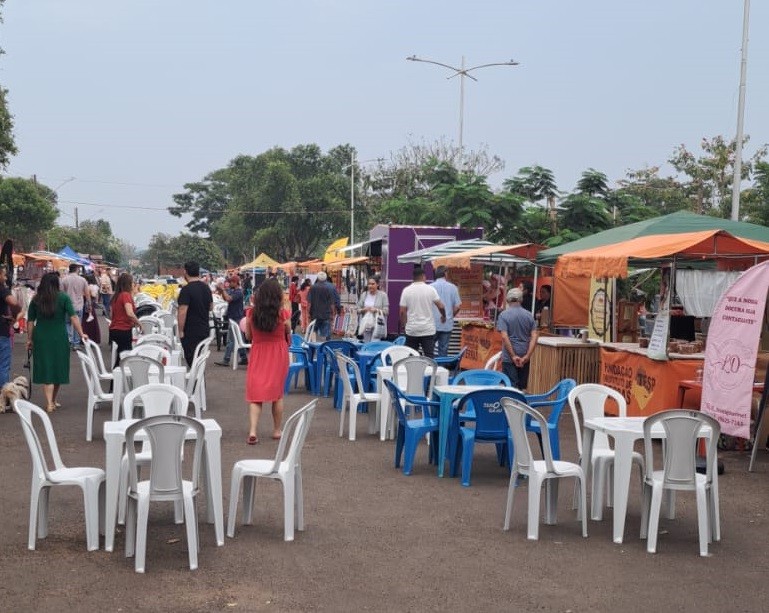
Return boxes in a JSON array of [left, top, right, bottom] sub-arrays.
[[215, 275, 248, 367], [400, 266, 446, 358], [431, 266, 462, 357], [308, 271, 338, 341], [496, 287, 539, 390]]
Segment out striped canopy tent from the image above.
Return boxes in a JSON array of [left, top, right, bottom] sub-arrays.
[[432, 243, 543, 269], [397, 238, 501, 264], [554, 229, 769, 279]]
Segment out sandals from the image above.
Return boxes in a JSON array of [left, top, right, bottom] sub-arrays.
[[46, 403, 56, 414], [247, 435, 258, 445]]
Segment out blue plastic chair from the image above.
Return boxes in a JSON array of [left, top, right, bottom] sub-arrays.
[[358, 340, 393, 391], [435, 346, 467, 380], [285, 341, 315, 394], [383, 379, 439, 476], [524, 378, 577, 461], [317, 340, 357, 398], [450, 369, 514, 423], [449, 388, 527, 486], [392, 336, 407, 346], [392, 356, 440, 417]]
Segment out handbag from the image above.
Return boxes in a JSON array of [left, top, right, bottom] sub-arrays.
[[357, 311, 375, 335], [373, 309, 387, 339]]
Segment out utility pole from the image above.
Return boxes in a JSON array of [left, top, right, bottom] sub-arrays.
[[75, 207, 79, 230], [406, 55, 519, 154]]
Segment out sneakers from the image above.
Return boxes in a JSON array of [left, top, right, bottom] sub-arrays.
[[238, 359, 248, 366], [214, 360, 230, 367]]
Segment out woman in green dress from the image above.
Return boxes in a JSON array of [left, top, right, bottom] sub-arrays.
[[26, 272, 89, 413]]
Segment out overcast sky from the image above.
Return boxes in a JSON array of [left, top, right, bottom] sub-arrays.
[[2, 1, 767, 249]]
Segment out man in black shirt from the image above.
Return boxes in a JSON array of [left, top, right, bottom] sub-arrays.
[[177, 261, 213, 366], [307, 271, 338, 341]]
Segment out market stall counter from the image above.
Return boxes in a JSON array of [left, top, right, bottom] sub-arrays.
[[599, 342, 703, 416], [528, 336, 601, 394]]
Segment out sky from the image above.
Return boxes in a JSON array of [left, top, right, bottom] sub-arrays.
[[2, 1, 768, 250]]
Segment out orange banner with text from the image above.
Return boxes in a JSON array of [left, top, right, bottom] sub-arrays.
[[600, 348, 701, 416], [460, 323, 504, 370]]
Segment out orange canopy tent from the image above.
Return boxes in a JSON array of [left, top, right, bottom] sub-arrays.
[[297, 258, 323, 273], [324, 255, 369, 271], [555, 230, 769, 279]]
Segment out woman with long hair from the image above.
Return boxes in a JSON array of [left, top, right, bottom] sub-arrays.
[[26, 272, 88, 412], [108, 272, 141, 367], [356, 277, 389, 342], [243, 277, 290, 444], [298, 278, 311, 332], [82, 272, 102, 344]]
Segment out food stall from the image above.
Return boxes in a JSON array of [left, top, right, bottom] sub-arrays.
[[554, 228, 769, 415]]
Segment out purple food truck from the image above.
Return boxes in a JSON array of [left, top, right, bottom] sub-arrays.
[[367, 224, 483, 336]]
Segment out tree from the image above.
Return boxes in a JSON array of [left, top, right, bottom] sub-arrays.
[[669, 135, 767, 217], [47, 219, 123, 264], [742, 161, 769, 226], [503, 166, 559, 234], [140, 233, 225, 275], [171, 144, 352, 263], [0, 2, 18, 171], [614, 166, 689, 217], [0, 177, 58, 249]]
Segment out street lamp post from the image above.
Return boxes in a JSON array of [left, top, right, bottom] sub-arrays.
[[730, 0, 751, 221], [406, 55, 519, 153], [346, 154, 383, 245]]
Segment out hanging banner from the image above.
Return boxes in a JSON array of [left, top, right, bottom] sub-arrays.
[[647, 267, 671, 361], [450, 264, 484, 319], [701, 261, 769, 438], [588, 277, 612, 341]]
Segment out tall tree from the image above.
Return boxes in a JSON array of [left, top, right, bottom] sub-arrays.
[[669, 135, 767, 217], [140, 232, 224, 275], [47, 219, 123, 264], [614, 166, 689, 217], [0, 177, 58, 249], [503, 165, 559, 234], [742, 162, 769, 227]]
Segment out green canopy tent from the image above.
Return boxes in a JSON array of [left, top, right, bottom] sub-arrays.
[[537, 211, 769, 266]]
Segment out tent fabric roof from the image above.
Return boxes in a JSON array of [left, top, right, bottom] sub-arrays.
[[538, 211, 769, 265], [397, 238, 496, 264], [432, 243, 542, 269], [324, 256, 369, 271], [240, 252, 280, 270], [555, 230, 769, 279]]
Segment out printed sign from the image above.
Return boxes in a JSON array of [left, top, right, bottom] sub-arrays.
[[450, 265, 484, 319], [647, 267, 671, 361], [460, 323, 504, 370], [588, 277, 613, 341], [701, 261, 769, 438]]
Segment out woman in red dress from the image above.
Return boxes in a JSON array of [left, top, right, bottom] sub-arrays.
[[243, 278, 290, 444]]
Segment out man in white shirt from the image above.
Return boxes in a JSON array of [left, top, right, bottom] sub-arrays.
[[399, 266, 446, 358], [431, 266, 462, 357], [60, 264, 89, 348]]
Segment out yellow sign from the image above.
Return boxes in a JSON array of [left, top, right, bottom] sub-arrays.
[[323, 237, 349, 263]]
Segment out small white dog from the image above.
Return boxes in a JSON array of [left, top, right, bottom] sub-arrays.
[[1, 375, 30, 413]]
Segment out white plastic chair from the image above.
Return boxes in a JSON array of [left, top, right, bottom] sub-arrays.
[[304, 319, 317, 343], [227, 400, 318, 541], [185, 351, 209, 418], [336, 353, 381, 441], [130, 343, 172, 365], [83, 337, 113, 383], [228, 319, 252, 370], [484, 351, 502, 371], [13, 399, 105, 551], [380, 345, 419, 366], [76, 352, 114, 442], [568, 383, 644, 518], [124, 414, 205, 573], [135, 333, 174, 352], [120, 355, 165, 395], [118, 384, 191, 524], [193, 336, 214, 363], [138, 315, 163, 335], [640, 409, 720, 556], [501, 396, 587, 540]]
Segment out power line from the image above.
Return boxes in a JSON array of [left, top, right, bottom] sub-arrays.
[[58, 199, 352, 215]]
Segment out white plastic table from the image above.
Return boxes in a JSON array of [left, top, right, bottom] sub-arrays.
[[582, 416, 717, 544], [376, 365, 449, 441], [111, 364, 188, 420], [103, 417, 224, 552]]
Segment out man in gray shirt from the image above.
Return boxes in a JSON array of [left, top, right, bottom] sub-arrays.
[[60, 264, 89, 348], [431, 266, 462, 357], [496, 287, 538, 390]]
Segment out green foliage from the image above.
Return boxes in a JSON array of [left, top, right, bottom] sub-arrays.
[[0, 177, 58, 249], [0, 3, 17, 170], [742, 162, 769, 226], [47, 219, 125, 265], [140, 232, 225, 274]]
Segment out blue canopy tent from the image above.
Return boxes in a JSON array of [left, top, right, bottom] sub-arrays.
[[57, 245, 95, 270]]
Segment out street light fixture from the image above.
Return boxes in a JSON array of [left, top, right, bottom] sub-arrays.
[[406, 55, 519, 153], [345, 153, 384, 245]]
